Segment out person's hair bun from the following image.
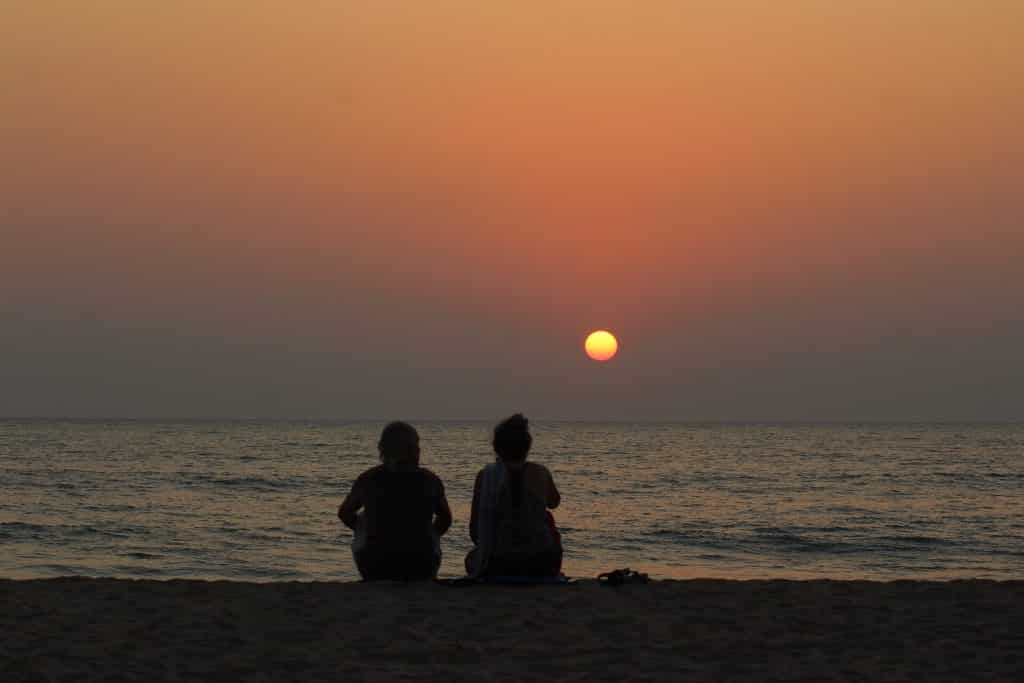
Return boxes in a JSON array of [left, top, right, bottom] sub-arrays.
[[505, 413, 528, 431]]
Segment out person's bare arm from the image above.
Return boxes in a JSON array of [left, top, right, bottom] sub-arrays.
[[337, 478, 365, 530], [433, 479, 453, 537], [468, 470, 483, 544]]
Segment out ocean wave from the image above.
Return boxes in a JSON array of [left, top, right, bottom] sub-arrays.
[[641, 525, 964, 556], [210, 476, 297, 491], [0, 522, 153, 542], [175, 473, 301, 492], [68, 525, 151, 539], [872, 535, 959, 547], [0, 521, 53, 539], [108, 565, 167, 575], [25, 563, 90, 575], [121, 551, 163, 560]]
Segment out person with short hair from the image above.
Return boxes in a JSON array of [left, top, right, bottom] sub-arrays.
[[338, 421, 452, 580], [466, 414, 562, 577]]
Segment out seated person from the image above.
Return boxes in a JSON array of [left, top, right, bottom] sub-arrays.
[[338, 421, 452, 581], [466, 414, 562, 578]]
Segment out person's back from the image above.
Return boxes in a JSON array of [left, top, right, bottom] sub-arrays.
[[489, 462, 558, 575], [359, 464, 443, 556], [338, 422, 452, 581], [467, 414, 562, 578]]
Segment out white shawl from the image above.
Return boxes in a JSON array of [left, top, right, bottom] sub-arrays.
[[468, 461, 506, 577]]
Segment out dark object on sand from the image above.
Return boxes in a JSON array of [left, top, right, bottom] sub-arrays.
[[598, 568, 649, 586]]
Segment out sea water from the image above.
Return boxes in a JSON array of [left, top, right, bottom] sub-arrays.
[[1, 420, 1021, 581]]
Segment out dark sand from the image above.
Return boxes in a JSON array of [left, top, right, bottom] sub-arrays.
[[1, 578, 1021, 682]]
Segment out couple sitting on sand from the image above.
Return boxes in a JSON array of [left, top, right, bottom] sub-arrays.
[[337, 414, 562, 581]]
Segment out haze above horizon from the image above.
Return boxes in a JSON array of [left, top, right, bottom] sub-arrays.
[[2, 2, 1022, 421]]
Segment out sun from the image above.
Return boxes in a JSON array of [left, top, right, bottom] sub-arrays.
[[585, 330, 618, 362]]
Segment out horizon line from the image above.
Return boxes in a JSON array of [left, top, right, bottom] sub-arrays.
[[1, 416, 1020, 425]]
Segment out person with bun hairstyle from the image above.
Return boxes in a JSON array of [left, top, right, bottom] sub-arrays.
[[338, 421, 452, 581], [466, 414, 562, 578]]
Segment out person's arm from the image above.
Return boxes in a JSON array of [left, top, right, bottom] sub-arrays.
[[433, 478, 453, 537], [545, 466, 561, 509], [337, 476, 365, 530], [468, 470, 483, 544]]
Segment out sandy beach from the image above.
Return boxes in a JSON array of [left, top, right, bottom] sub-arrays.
[[1, 578, 1020, 682]]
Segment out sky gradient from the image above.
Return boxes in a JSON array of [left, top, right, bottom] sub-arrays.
[[2, 1, 1022, 419]]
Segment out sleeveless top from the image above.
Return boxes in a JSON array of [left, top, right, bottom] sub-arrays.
[[356, 465, 442, 556]]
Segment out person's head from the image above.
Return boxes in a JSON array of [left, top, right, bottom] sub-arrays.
[[378, 421, 420, 469], [492, 413, 532, 463]]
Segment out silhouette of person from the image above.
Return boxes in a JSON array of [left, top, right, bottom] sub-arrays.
[[466, 414, 562, 577], [338, 421, 452, 580]]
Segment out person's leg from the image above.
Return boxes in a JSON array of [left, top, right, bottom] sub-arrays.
[[354, 549, 384, 581]]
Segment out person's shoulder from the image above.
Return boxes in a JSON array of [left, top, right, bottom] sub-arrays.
[[528, 461, 553, 476], [417, 467, 447, 493], [417, 467, 444, 483], [473, 462, 498, 482], [358, 464, 386, 482]]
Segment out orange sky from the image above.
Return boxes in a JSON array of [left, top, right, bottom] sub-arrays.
[[2, 1, 1022, 418]]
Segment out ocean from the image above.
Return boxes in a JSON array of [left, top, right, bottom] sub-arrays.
[[1, 420, 1021, 581]]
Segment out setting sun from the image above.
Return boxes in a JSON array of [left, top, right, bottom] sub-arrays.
[[585, 330, 619, 362]]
